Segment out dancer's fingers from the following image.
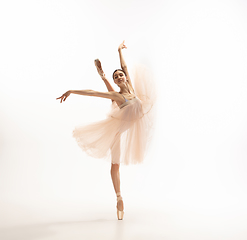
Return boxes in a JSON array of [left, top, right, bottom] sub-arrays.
[[122, 42, 127, 49], [60, 95, 65, 103]]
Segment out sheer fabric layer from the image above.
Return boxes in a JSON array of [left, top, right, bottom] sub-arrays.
[[72, 65, 156, 165]]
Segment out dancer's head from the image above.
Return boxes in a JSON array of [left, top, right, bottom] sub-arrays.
[[112, 69, 127, 86]]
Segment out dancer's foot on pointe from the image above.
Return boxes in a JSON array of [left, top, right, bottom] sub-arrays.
[[94, 59, 105, 78], [116, 192, 124, 220]]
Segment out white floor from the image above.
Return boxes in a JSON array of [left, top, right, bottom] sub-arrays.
[[1, 205, 247, 240]]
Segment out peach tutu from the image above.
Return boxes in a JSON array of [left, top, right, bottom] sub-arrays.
[[72, 66, 156, 165]]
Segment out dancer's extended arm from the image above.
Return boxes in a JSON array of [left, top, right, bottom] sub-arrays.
[[118, 41, 134, 91], [56, 90, 121, 103]]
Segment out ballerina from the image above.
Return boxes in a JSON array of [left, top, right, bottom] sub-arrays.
[[56, 41, 155, 220]]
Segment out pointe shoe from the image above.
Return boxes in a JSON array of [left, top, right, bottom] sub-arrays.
[[116, 192, 124, 220], [94, 59, 105, 78]]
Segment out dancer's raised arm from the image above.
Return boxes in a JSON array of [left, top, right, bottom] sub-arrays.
[[56, 89, 121, 103], [118, 41, 134, 91]]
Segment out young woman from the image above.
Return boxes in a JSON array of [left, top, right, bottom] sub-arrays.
[[57, 41, 155, 220]]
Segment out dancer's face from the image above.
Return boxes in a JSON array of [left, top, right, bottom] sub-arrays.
[[113, 71, 127, 86]]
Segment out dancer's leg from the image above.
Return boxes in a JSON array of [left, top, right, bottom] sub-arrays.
[[110, 133, 123, 211], [110, 163, 121, 194], [111, 163, 123, 211]]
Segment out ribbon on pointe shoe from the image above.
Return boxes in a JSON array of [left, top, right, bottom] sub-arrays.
[[116, 192, 122, 201], [116, 191, 124, 220]]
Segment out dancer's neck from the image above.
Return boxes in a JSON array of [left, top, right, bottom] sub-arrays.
[[119, 83, 131, 94]]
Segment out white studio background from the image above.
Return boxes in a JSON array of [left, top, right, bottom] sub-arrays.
[[0, 0, 247, 239]]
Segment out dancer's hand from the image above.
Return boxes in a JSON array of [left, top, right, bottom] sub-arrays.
[[56, 91, 71, 103], [118, 40, 127, 51]]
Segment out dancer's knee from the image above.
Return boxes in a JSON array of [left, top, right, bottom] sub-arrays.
[[111, 163, 119, 174]]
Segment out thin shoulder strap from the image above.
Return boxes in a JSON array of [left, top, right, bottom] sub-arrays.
[[121, 94, 127, 101]]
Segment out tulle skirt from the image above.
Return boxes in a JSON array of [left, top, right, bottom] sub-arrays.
[[72, 65, 156, 165]]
